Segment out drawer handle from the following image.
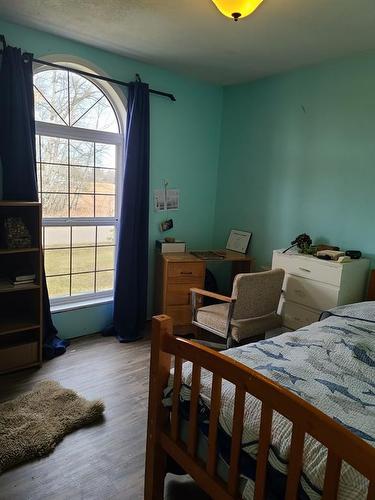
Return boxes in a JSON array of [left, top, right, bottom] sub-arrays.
[[180, 271, 193, 275], [298, 267, 311, 273]]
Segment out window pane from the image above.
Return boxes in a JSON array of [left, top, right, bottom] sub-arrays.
[[34, 67, 120, 303], [34, 70, 69, 125], [72, 226, 96, 247], [74, 98, 119, 133], [41, 164, 68, 193], [37, 163, 41, 193], [45, 249, 70, 276], [42, 193, 68, 218], [72, 273, 94, 295], [70, 166, 94, 193], [70, 139, 94, 166], [96, 270, 114, 292], [44, 227, 70, 248], [97, 226, 115, 246], [34, 89, 65, 125], [72, 247, 95, 273], [95, 143, 116, 168], [70, 194, 94, 217], [96, 195, 115, 217], [40, 136, 68, 164], [97, 245, 115, 271], [36, 135, 41, 162], [47, 275, 70, 298], [96, 168, 115, 194], [69, 72, 103, 125]]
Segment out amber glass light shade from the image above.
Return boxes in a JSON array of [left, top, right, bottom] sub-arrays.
[[211, 0, 263, 21]]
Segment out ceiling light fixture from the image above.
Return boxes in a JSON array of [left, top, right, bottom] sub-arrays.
[[211, 0, 263, 21]]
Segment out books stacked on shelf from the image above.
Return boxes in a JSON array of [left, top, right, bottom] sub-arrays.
[[10, 274, 36, 286], [3, 270, 36, 288]]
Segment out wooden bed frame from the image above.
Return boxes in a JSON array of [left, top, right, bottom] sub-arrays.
[[145, 315, 375, 500]]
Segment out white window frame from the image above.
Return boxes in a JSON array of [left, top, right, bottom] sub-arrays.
[[34, 59, 125, 308]]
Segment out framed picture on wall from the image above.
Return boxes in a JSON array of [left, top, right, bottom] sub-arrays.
[[226, 230, 252, 254]]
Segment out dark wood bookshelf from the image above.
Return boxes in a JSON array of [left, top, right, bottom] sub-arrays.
[[0, 283, 41, 293], [0, 247, 39, 255], [0, 201, 43, 374]]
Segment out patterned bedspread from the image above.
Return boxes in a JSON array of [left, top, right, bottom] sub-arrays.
[[165, 303, 375, 499]]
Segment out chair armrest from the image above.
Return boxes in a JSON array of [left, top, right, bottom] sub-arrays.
[[190, 288, 232, 303]]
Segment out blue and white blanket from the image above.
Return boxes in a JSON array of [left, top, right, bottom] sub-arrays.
[[166, 303, 375, 499]]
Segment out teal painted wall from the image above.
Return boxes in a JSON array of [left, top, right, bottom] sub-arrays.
[[0, 19, 223, 338], [52, 302, 113, 339], [3, 18, 375, 338], [214, 53, 375, 271]]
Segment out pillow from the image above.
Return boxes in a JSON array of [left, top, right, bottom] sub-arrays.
[[320, 301, 375, 323]]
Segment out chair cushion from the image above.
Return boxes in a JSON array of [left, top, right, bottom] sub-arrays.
[[196, 303, 282, 343], [196, 303, 229, 338]]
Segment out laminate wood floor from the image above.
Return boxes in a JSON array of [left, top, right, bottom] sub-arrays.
[[0, 334, 152, 500], [0, 333, 210, 500]]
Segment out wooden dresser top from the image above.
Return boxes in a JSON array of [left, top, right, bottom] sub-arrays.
[[161, 251, 252, 263]]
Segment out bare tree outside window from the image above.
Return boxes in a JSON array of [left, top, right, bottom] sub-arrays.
[[34, 67, 123, 302]]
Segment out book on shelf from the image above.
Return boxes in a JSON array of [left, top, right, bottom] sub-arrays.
[[12, 279, 35, 286], [9, 271, 36, 282], [13, 274, 36, 282], [0, 278, 36, 289]]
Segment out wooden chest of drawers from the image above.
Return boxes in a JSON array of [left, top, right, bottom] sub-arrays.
[[272, 249, 370, 329], [154, 253, 205, 332]]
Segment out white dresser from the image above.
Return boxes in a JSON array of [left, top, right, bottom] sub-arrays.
[[272, 249, 370, 330]]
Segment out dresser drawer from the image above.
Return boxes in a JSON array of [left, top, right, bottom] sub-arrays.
[[168, 262, 205, 281], [273, 252, 342, 287], [166, 305, 192, 326], [283, 274, 339, 310], [279, 299, 320, 330], [166, 282, 201, 306]]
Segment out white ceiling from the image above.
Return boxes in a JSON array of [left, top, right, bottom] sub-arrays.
[[1, 0, 375, 85]]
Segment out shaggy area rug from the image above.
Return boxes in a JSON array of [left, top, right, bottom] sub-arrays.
[[0, 380, 105, 473]]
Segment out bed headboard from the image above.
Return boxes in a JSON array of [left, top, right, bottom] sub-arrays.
[[367, 269, 375, 300]]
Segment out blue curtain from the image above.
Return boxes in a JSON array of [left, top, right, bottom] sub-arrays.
[[105, 81, 150, 342], [0, 45, 68, 359]]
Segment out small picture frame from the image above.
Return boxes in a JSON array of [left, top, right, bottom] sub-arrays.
[[159, 219, 173, 232], [226, 230, 252, 254], [154, 189, 180, 211]]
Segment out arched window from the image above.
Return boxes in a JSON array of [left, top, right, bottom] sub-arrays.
[[33, 65, 124, 305]]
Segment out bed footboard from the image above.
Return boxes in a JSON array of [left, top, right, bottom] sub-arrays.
[[145, 315, 375, 500]]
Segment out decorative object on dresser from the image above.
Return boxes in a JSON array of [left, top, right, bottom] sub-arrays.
[[283, 233, 313, 255], [272, 249, 369, 329], [346, 250, 362, 259], [154, 251, 252, 334], [0, 201, 42, 374], [316, 249, 345, 260]]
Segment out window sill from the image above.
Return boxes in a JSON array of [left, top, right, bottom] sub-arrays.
[[51, 296, 113, 314]]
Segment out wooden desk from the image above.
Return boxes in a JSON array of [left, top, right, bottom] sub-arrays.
[[154, 251, 253, 332]]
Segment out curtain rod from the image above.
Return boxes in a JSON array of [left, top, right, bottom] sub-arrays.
[[0, 34, 176, 102]]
